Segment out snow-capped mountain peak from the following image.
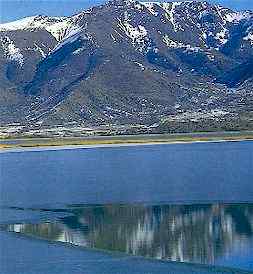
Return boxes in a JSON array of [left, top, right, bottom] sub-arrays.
[[0, 1, 252, 127], [0, 15, 80, 41]]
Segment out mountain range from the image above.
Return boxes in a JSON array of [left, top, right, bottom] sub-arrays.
[[0, 0, 253, 134]]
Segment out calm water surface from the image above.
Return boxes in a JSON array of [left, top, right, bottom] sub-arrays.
[[1, 141, 253, 207], [1, 141, 253, 271]]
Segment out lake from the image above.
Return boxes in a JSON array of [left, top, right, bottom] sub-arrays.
[[1, 141, 253, 273]]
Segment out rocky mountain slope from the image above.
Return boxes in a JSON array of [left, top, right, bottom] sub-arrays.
[[0, 0, 252, 132]]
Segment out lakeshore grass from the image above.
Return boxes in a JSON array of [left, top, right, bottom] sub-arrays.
[[0, 132, 253, 150]]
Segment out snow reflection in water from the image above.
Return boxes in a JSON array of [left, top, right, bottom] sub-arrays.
[[6, 203, 253, 268]]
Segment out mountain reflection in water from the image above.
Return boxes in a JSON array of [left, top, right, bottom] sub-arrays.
[[7, 204, 253, 266]]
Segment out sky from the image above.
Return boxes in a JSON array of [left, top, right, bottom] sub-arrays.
[[0, 0, 252, 23]]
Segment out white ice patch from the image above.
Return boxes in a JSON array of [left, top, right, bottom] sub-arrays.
[[225, 12, 252, 23], [165, 2, 182, 31], [141, 2, 185, 31], [0, 36, 24, 66], [243, 32, 253, 45], [134, 2, 144, 10], [34, 43, 46, 58], [134, 61, 145, 70], [125, 23, 147, 40], [118, 17, 148, 49], [163, 37, 205, 57], [184, 45, 201, 53], [72, 47, 86, 55], [215, 28, 228, 45], [45, 21, 73, 41], [163, 35, 185, 48], [206, 52, 215, 61], [141, 2, 159, 16], [163, 35, 200, 52], [160, 2, 184, 31], [202, 33, 207, 40]]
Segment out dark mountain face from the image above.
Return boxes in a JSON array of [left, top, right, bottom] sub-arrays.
[[0, 0, 252, 128]]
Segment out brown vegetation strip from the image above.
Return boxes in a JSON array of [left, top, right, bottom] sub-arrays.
[[1, 135, 253, 150]]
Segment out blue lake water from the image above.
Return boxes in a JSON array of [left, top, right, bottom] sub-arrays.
[[1, 141, 253, 207], [0, 141, 253, 272]]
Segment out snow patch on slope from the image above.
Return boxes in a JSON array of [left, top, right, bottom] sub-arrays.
[[244, 32, 253, 44], [162, 2, 183, 31], [225, 11, 252, 23], [163, 35, 200, 52], [215, 28, 229, 45], [134, 61, 145, 70], [51, 25, 83, 53], [0, 36, 24, 66], [141, 2, 185, 31], [118, 17, 148, 50], [163, 35, 184, 48], [125, 23, 147, 41], [141, 2, 159, 16], [33, 43, 47, 58], [45, 21, 72, 41], [72, 47, 86, 55]]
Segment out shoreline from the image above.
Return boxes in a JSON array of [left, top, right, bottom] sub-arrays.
[[0, 137, 252, 153]]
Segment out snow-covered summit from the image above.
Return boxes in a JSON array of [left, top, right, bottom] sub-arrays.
[[1, 1, 252, 55], [0, 16, 39, 31], [225, 11, 252, 23], [0, 16, 65, 31], [0, 15, 81, 41]]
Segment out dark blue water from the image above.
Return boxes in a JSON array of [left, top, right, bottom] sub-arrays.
[[1, 141, 253, 208]]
